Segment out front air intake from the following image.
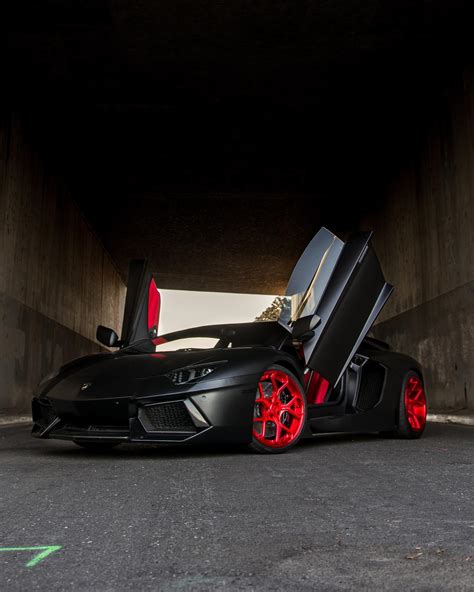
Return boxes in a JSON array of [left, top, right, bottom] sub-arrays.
[[143, 402, 196, 432]]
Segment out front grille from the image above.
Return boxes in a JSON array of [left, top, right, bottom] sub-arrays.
[[144, 402, 196, 432], [356, 361, 385, 411], [68, 417, 129, 428]]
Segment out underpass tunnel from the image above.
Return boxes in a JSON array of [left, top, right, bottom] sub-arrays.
[[1, 1, 473, 416]]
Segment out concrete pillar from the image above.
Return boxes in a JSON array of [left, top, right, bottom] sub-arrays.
[[0, 111, 126, 413], [361, 70, 474, 412]]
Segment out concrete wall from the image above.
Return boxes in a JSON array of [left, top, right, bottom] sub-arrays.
[[362, 69, 474, 412], [0, 110, 126, 413]]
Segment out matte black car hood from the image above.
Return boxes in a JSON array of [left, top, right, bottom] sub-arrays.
[[83, 348, 226, 378], [39, 347, 270, 402]]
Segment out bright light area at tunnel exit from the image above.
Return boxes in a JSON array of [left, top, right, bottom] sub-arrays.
[[156, 289, 277, 350]]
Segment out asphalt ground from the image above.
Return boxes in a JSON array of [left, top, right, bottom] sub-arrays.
[[0, 423, 472, 591]]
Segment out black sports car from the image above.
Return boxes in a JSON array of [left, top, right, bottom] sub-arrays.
[[32, 228, 427, 453]]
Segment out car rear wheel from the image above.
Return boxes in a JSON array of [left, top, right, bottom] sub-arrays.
[[249, 365, 307, 454], [74, 441, 121, 451], [392, 371, 427, 438]]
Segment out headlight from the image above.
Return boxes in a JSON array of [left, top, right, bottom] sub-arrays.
[[166, 362, 226, 385]]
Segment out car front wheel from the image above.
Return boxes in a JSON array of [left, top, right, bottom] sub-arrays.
[[249, 364, 307, 454]]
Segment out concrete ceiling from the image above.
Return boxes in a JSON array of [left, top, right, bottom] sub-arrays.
[[6, 0, 474, 293]]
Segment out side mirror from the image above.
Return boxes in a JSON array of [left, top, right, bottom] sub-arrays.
[[292, 314, 321, 341], [96, 325, 119, 348]]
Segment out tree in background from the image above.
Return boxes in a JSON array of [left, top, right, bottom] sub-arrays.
[[255, 296, 290, 322]]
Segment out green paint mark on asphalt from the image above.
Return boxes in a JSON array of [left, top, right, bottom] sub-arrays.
[[0, 546, 62, 567]]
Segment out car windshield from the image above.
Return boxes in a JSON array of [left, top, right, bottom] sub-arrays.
[[155, 322, 290, 350], [119, 321, 291, 354], [279, 228, 344, 324], [155, 337, 220, 351]]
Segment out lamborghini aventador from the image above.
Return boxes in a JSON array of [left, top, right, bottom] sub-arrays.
[[32, 228, 427, 453]]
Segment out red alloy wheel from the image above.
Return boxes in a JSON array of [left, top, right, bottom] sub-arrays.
[[404, 375, 427, 432], [253, 369, 305, 449]]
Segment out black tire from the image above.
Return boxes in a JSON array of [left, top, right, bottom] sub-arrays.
[[249, 364, 307, 454], [74, 441, 121, 451], [390, 370, 427, 439]]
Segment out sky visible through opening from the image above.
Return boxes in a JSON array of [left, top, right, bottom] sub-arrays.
[[157, 289, 277, 350]]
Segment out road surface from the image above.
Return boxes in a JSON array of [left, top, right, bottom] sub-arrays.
[[0, 423, 472, 590]]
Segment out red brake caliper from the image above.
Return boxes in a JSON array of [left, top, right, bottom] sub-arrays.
[[253, 370, 305, 448], [404, 375, 427, 432]]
